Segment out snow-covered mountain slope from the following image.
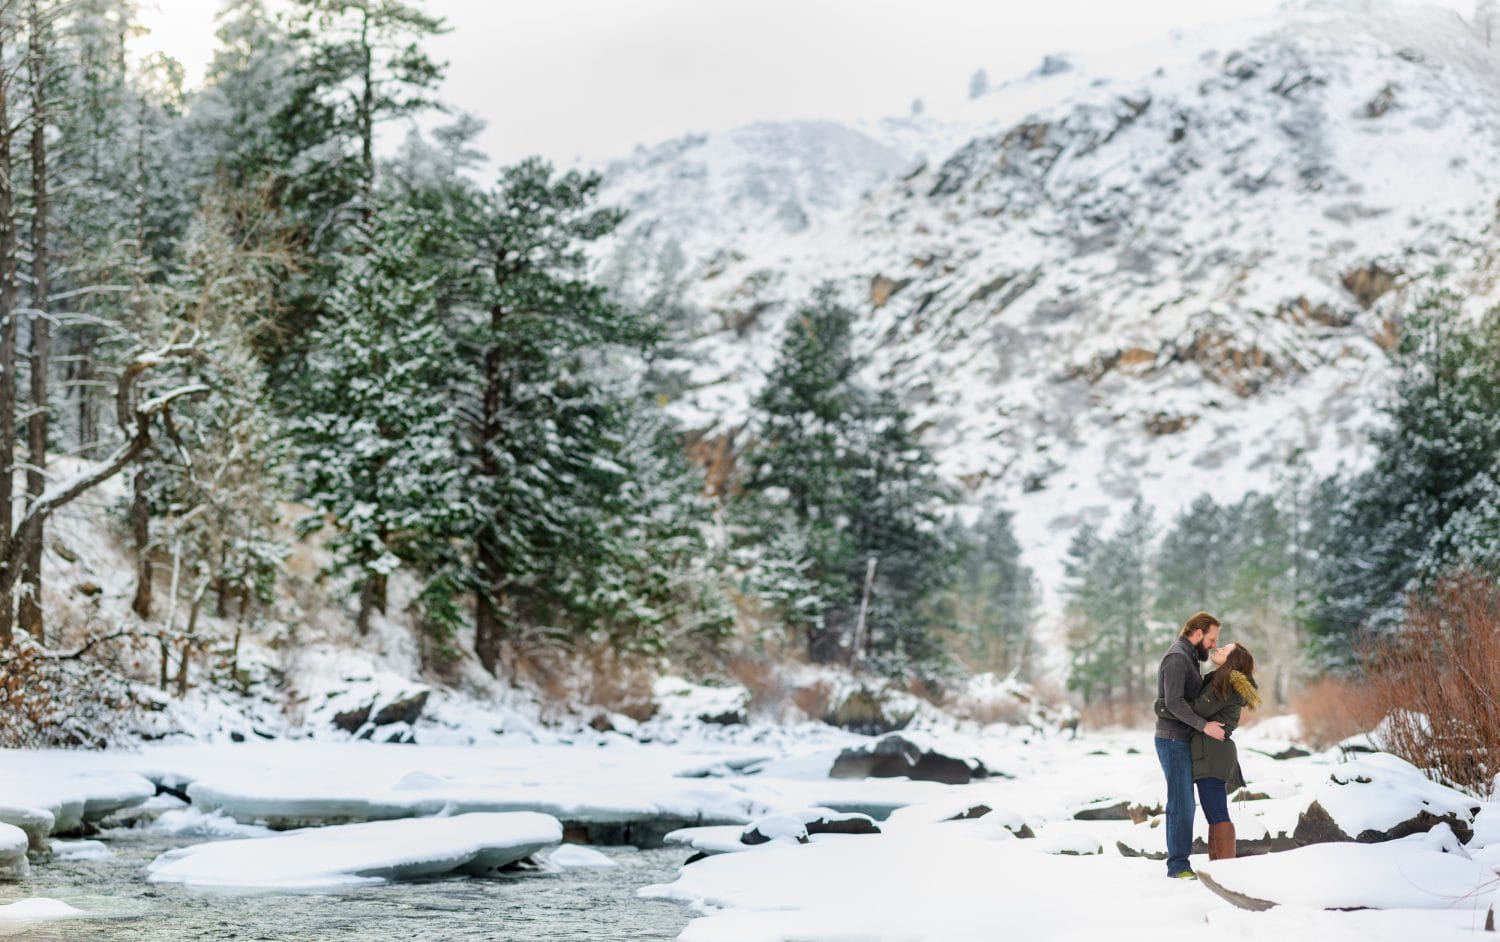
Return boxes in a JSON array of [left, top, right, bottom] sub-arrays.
[[595, 0, 1500, 606]]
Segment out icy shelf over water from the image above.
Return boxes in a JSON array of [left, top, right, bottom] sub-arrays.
[[146, 812, 564, 891]]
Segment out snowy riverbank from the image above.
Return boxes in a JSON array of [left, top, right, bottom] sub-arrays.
[[0, 711, 1496, 939]]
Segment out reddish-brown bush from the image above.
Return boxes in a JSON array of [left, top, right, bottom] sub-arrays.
[[789, 679, 835, 722], [1078, 697, 1151, 730], [1289, 675, 1386, 750], [1364, 569, 1500, 796]]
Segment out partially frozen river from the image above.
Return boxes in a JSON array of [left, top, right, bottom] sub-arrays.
[[6, 829, 689, 940]]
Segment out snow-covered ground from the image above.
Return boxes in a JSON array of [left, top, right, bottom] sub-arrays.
[[1, 712, 1495, 938]]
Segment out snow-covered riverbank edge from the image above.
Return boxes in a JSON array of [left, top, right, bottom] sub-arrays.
[[1, 709, 1497, 939]]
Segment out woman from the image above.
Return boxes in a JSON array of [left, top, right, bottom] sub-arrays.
[[1191, 642, 1260, 861]]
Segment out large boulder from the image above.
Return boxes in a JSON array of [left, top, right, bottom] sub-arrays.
[[1290, 754, 1479, 846], [830, 735, 987, 785]]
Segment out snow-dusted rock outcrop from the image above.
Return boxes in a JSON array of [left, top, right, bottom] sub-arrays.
[[596, 0, 1500, 613]]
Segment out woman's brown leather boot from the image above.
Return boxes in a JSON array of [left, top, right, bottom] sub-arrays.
[[1208, 822, 1236, 860]]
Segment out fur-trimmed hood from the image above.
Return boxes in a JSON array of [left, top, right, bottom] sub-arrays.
[[1228, 669, 1262, 710]]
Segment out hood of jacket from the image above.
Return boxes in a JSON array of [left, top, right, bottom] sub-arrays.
[[1228, 669, 1262, 710]]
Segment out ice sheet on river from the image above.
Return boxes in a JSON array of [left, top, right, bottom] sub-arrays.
[[146, 812, 563, 890], [163, 742, 968, 835]]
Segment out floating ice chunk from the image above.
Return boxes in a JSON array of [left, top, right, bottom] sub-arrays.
[[0, 770, 153, 837], [146, 812, 562, 891], [50, 840, 112, 861], [146, 809, 274, 840], [0, 898, 86, 922], [548, 844, 616, 868]]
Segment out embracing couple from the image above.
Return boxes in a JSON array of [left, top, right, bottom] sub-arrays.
[[1153, 611, 1261, 880]]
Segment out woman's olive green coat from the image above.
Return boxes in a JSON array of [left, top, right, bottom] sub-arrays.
[[1190, 669, 1260, 792]]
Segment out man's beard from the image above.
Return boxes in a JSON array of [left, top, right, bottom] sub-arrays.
[[1194, 640, 1211, 662]]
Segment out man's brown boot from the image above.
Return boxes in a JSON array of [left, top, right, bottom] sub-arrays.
[[1208, 822, 1236, 860]]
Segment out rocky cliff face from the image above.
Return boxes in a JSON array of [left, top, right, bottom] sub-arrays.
[[594, 1, 1500, 603]]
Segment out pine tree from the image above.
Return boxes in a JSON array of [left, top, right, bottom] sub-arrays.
[[736, 285, 956, 673], [938, 503, 1037, 676], [460, 157, 653, 673], [1065, 499, 1157, 705], [736, 285, 863, 662], [1307, 290, 1500, 658], [843, 390, 956, 673], [287, 202, 463, 635], [1153, 494, 1234, 625]]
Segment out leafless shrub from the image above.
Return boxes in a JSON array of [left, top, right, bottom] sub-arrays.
[[947, 689, 1030, 727], [1289, 675, 1386, 750], [789, 679, 835, 722], [1078, 696, 1152, 730], [1363, 569, 1500, 796], [510, 638, 659, 723], [727, 655, 790, 717], [0, 636, 139, 748]]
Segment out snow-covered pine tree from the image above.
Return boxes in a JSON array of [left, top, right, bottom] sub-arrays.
[[940, 503, 1038, 676], [735, 284, 863, 662], [1064, 499, 1156, 705], [1152, 493, 1235, 626], [577, 402, 733, 656], [736, 284, 956, 673], [287, 202, 463, 636], [842, 389, 956, 675], [459, 157, 655, 674], [285, 0, 446, 221], [1308, 290, 1500, 659]]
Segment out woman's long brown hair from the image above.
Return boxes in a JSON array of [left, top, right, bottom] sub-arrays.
[[1207, 644, 1256, 703]]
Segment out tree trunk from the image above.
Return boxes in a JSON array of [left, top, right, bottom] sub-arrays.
[[76, 333, 97, 453], [0, 24, 16, 643], [130, 469, 152, 618], [474, 544, 504, 675], [19, 0, 50, 642], [473, 302, 508, 675], [358, 8, 374, 219], [355, 574, 375, 635]]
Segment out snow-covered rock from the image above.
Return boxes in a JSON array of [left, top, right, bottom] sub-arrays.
[[829, 733, 990, 784], [1293, 752, 1481, 844], [146, 812, 563, 891], [0, 804, 54, 850], [1034, 830, 1103, 856], [1198, 833, 1495, 911], [0, 823, 28, 879]]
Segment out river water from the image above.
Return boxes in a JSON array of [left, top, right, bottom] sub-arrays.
[[3, 830, 691, 941]]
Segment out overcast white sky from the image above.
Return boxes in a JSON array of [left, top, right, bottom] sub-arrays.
[[133, 0, 1293, 168]]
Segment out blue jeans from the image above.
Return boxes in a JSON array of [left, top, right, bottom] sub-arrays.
[[1197, 777, 1229, 824], [1155, 737, 1195, 875]]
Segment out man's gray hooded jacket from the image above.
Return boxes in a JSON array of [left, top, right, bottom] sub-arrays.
[[1155, 636, 1207, 741]]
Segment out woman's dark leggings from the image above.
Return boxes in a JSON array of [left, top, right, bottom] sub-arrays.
[[1196, 777, 1230, 824]]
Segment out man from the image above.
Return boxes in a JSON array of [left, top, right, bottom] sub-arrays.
[[1154, 611, 1226, 880]]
